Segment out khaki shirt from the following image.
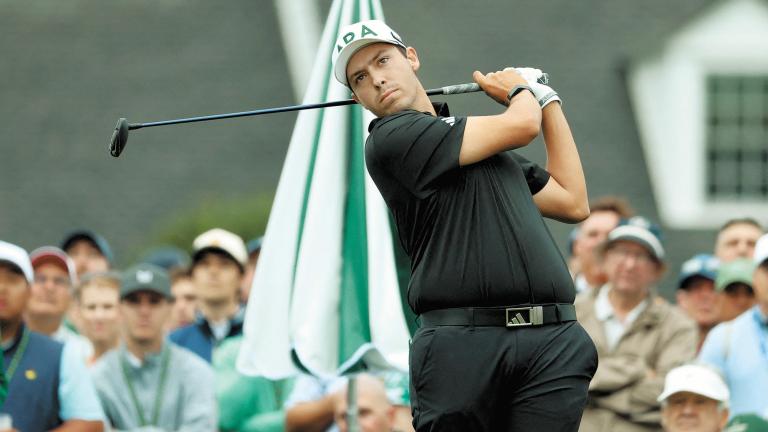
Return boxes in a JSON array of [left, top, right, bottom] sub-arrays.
[[576, 286, 697, 432]]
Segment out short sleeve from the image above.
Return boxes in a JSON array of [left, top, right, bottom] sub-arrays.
[[58, 341, 106, 422], [366, 111, 465, 199], [509, 152, 550, 195]]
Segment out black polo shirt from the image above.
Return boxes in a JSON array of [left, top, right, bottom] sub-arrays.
[[365, 103, 575, 314]]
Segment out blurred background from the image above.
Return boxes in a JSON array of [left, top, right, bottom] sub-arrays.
[[1, 0, 766, 297]]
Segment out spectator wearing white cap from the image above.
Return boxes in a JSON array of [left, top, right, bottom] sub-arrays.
[[0, 240, 105, 432], [659, 364, 730, 432], [169, 228, 248, 363], [576, 217, 698, 432], [698, 233, 768, 418]]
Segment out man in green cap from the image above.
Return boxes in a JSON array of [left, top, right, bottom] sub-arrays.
[[92, 263, 217, 431], [715, 259, 756, 322]]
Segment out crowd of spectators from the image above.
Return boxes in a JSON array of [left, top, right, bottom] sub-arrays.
[[1, 197, 767, 432]]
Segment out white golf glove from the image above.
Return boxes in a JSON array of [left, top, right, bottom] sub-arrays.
[[505, 66, 562, 108]]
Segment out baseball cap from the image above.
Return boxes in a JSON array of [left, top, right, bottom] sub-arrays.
[[658, 364, 729, 404], [332, 19, 406, 86], [678, 254, 719, 289], [755, 233, 768, 266], [30, 246, 77, 283], [605, 216, 665, 261], [715, 258, 755, 292], [726, 414, 768, 432], [120, 263, 171, 300], [192, 228, 248, 268], [61, 229, 114, 264], [140, 246, 191, 271], [0, 240, 33, 284]]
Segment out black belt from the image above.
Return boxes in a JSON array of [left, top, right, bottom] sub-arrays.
[[420, 304, 577, 328]]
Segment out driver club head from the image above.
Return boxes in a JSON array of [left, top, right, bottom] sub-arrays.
[[109, 118, 129, 157]]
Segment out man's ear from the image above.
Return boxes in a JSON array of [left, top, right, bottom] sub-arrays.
[[406, 46, 420, 72]]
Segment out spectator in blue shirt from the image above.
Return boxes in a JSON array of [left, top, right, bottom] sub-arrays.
[[169, 228, 247, 363], [0, 240, 104, 432], [699, 233, 768, 418]]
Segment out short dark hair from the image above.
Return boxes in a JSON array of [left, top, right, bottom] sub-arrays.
[[0, 261, 25, 279], [718, 217, 764, 234], [192, 249, 244, 274], [589, 196, 634, 219]]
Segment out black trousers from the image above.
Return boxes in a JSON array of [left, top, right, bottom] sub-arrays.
[[409, 321, 598, 432]]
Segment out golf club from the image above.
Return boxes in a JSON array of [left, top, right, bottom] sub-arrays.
[[109, 74, 548, 158]]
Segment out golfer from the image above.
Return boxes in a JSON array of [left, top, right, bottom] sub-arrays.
[[332, 20, 597, 431]]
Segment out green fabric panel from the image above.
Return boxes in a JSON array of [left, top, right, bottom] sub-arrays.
[[290, 0, 345, 291], [213, 337, 295, 432], [338, 98, 372, 367], [338, 0, 370, 367], [288, 0, 345, 375]]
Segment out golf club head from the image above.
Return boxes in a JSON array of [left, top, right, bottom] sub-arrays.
[[109, 118, 129, 157]]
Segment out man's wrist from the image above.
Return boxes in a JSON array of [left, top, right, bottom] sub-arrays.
[[506, 85, 533, 103]]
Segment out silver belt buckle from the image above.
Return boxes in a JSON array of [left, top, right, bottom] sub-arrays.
[[505, 306, 544, 327]]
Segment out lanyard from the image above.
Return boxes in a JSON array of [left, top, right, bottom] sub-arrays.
[[3, 328, 30, 381], [120, 346, 171, 427]]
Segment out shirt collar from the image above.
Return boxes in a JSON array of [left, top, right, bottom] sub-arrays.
[[594, 284, 648, 323], [121, 342, 167, 369], [367, 102, 451, 132], [752, 306, 768, 327], [594, 285, 614, 321]]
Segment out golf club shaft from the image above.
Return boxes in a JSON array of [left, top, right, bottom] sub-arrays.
[[128, 82, 482, 131]]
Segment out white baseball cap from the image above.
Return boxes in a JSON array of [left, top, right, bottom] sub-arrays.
[[606, 216, 665, 260], [332, 19, 406, 86], [658, 364, 729, 405], [0, 240, 33, 284], [192, 228, 248, 268], [754, 233, 768, 266]]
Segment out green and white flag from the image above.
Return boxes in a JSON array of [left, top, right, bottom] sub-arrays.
[[237, 0, 414, 379]]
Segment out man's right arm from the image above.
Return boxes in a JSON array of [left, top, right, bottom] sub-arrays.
[[459, 69, 542, 166]]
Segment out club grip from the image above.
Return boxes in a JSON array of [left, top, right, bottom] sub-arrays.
[[432, 73, 549, 97], [439, 83, 481, 95]]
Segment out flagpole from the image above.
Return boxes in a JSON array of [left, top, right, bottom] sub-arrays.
[[347, 374, 360, 432]]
